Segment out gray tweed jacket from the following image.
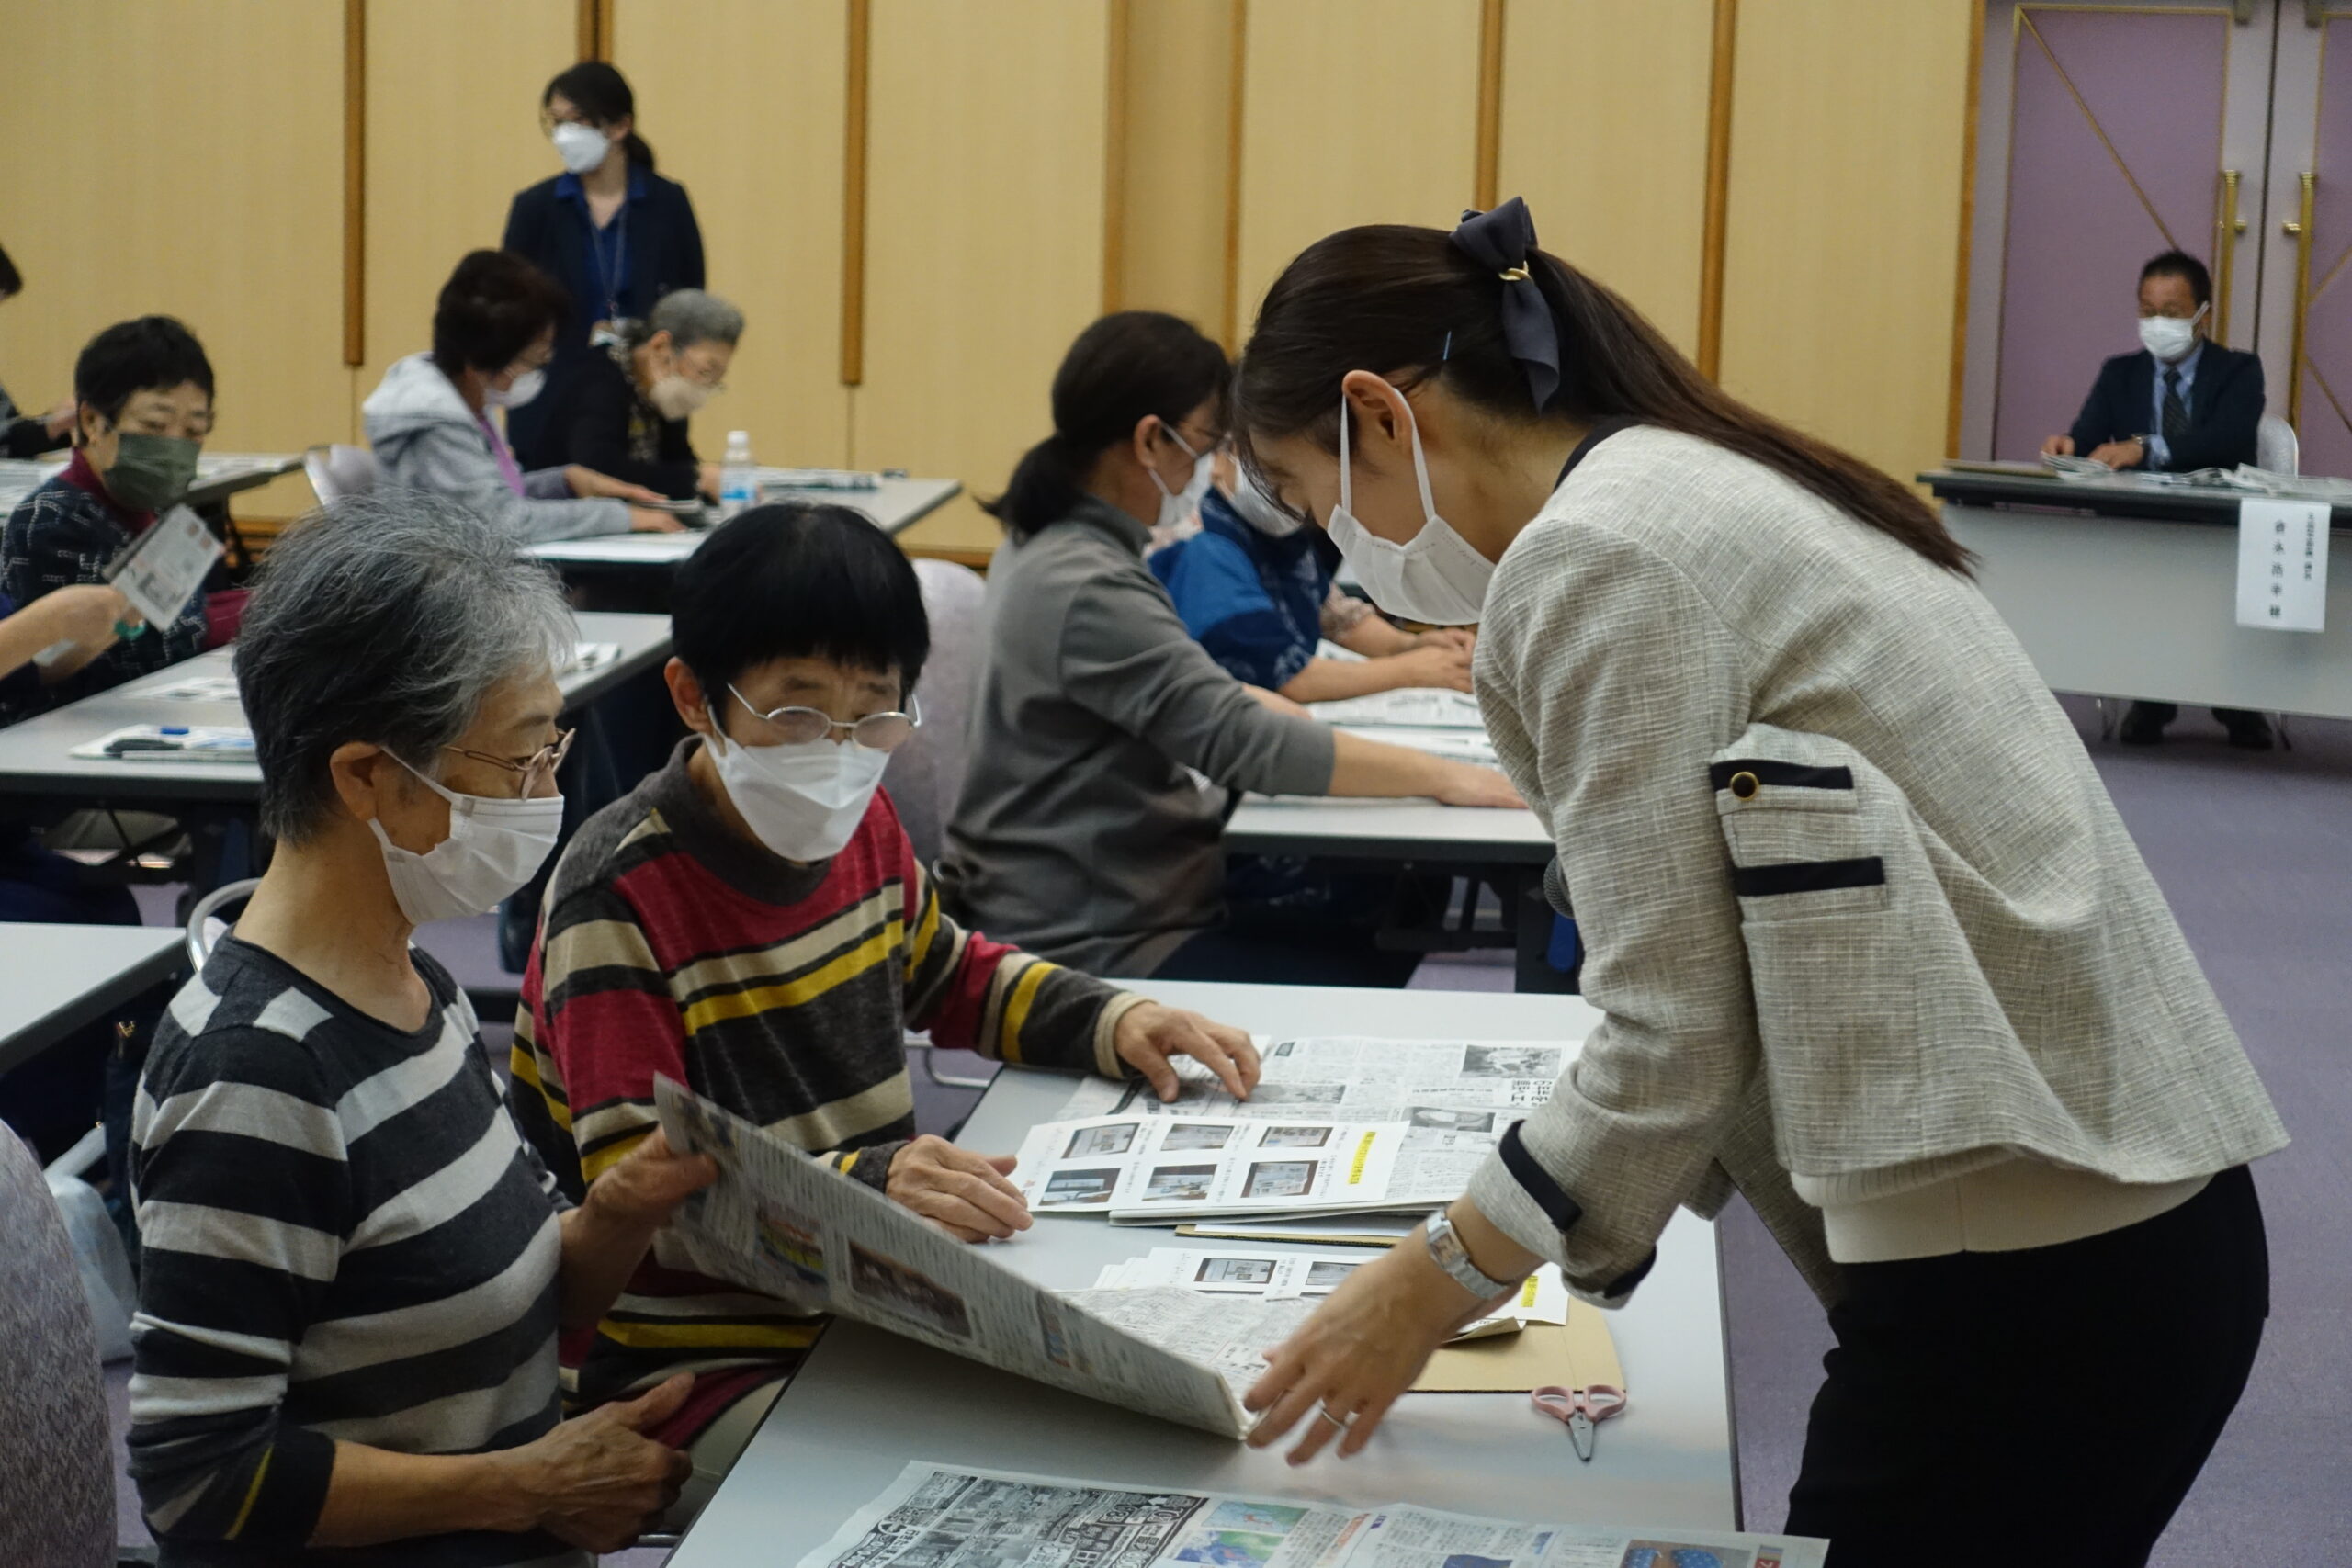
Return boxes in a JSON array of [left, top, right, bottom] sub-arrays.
[[1462, 427, 2289, 1307]]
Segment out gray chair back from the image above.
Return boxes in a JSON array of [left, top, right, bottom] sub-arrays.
[[885, 559, 988, 869], [2256, 414, 2300, 476], [0, 1125, 115, 1568]]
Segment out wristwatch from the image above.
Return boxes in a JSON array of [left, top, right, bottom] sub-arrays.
[[1423, 1210, 1524, 1300]]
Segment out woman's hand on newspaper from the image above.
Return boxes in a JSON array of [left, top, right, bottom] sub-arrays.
[[1112, 1003, 1261, 1101], [1244, 1213, 1510, 1463], [889, 1135, 1033, 1242]]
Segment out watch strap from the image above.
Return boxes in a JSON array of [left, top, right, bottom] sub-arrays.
[[1424, 1212, 1521, 1299]]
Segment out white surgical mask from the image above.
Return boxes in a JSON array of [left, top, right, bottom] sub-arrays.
[[551, 121, 611, 175], [368, 760, 563, 926], [485, 367, 546, 409], [1227, 468, 1304, 538], [1147, 426, 1215, 535], [706, 715, 891, 863], [1323, 389, 1493, 625], [649, 374, 710, 421], [2138, 304, 2206, 364]]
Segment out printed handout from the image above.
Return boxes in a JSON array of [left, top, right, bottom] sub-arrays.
[[793, 1463, 1827, 1568], [1057, 1037, 1566, 1131], [1306, 687, 1488, 729], [1087, 1247, 1570, 1343], [1012, 1114, 1487, 1224]]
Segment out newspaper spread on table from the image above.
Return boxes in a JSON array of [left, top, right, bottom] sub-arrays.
[[1331, 726, 1498, 766], [1089, 1247, 1568, 1343], [1057, 1037, 1566, 1126], [1013, 1114, 1488, 1224], [795, 1463, 1826, 1568], [651, 1077, 1253, 1438], [1307, 687, 1487, 728]]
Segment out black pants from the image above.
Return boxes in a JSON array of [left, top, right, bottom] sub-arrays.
[[1785, 1166, 2268, 1566]]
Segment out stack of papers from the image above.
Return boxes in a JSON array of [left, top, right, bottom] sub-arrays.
[[1333, 724, 1497, 765], [1307, 687, 1486, 728], [1087, 1246, 1569, 1342], [799, 1464, 1828, 1568]]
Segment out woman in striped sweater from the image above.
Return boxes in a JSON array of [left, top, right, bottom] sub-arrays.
[[129, 494, 718, 1566]]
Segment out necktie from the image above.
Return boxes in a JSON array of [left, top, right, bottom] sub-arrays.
[[2162, 369, 2188, 452]]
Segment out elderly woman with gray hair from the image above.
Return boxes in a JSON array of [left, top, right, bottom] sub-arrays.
[[125, 492, 718, 1566], [527, 286, 744, 500]]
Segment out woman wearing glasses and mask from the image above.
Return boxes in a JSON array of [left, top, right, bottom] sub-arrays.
[[1227, 203, 2285, 1565], [536, 287, 743, 503], [509, 503, 1262, 1530], [128, 494, 719, 1564], [937, 310, 1521, 988]]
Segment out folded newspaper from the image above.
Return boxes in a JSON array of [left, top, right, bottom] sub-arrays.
[[1014, 1114, 1489, 1224], [795, 1463, 1826, 1568], [1307, 687, 1487, 729], [653, 1077, 1264, 1437], [1057, 1036, 1566, 1125]]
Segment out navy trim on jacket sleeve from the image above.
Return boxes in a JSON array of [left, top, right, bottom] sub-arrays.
[[1708, 760, 1854, 792], [1498, 1119, 1585, 1234], [1730, 856, 1885, 897]]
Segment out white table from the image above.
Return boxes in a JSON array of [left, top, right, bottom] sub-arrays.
[[0, 922, 187, 1076], [0, 611, 673, 807], [521, 477, 962, 571], [670, 980, 1738, 1568], [0, 452, 302, 517]]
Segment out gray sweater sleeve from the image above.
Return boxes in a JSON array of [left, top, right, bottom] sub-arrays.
[[385, 423, 629, 544], [1059, 566, 1335, 796]]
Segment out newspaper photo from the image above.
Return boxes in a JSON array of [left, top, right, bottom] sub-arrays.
[[1306, 687, 1487, 729], [1089, 1247, 1569, 1343], [1057, 1037, 1565, 1129], [652, 1077, 1251, 1438], [792, 1463, 1827, 1568], [1012, 1115, 1488, 1224]]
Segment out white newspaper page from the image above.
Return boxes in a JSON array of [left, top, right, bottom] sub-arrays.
[[107, 504, 222, 629], [1088, 1247, 1567, 1342], [1332, 726, 1498, 766], [791, 1464, 1827, 1568], [1058, 1038, 1565, 1127], [1306, 688, 1487, 728], [1012, 1115, 1474, 1223], [653, 1078, 1250, 1438]]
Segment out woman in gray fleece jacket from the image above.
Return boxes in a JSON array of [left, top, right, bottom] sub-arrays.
[[1231, 204, 2285, 1567], [363, 250, 678, 546]]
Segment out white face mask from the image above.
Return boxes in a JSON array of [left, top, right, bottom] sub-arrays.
[[551, 121, 611, 175], [2137, 304, 2205, 364], [649, 374, 709, 421], [1147, 425, 1215, 535], [368, 759, 563, 926], [484, 367, 546, 409], [1227, 467, 1304, 538], [1323, 389, 1493, 625], [706, 706, 892, 863]]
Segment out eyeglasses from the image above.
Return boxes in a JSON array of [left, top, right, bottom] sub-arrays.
[[443, 728, 575, 797], [729, 686, 922, 752], [537, 108, 603, 136]]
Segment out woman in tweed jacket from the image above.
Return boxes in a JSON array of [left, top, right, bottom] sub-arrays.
[[1230, 204, 2286, 1566]]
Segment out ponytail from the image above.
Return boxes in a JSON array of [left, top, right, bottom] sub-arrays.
[[621, 130, 657, 175], [1235, 212, 1972, 576], [982, 311, 1229, 540]]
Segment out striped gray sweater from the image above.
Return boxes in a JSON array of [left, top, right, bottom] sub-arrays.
[[129, 937, 586, 1568]]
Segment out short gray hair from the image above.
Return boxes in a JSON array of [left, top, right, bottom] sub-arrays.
[[237, 492, 576, 843], [648, 288, 744, 351]]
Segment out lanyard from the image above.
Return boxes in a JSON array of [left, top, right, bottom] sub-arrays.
[[587, 201, 629, 325]]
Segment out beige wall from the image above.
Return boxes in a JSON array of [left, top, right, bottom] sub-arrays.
[[0, 0, 346, 520], [0, 0, 1982, 534], [1718, 0, 1977, 484]]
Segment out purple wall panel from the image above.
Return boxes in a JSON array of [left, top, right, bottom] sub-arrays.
[[2298, 20, 2352, 480], [1993, 9, 2229, 459]]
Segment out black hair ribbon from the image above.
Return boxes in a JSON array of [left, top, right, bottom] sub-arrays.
[[1450, 197, 1561, 411]]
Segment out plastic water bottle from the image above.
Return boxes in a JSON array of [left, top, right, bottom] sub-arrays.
[[719, 431, 757, 520]]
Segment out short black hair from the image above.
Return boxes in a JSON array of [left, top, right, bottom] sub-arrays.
[[671, 503, 929, 698], [2141, 250, 2212, 308], [0, 241, 21, 299], [432, 250, 571, 375], [73, 316, 214, 426]]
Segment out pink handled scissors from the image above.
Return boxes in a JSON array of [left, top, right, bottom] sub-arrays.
[[1531, 1382, 1627, 1461]]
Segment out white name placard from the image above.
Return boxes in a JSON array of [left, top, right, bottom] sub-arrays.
[[2236, 497, 2330, 633]]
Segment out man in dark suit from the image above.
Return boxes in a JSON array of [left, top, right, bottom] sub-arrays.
[[2043, 250, 2272, 749]]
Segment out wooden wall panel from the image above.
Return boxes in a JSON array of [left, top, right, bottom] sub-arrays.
[[611, 0, 852, 467], [1112, 0, 1237, 334], [359, 0, 575, 434], [856, 0, 1112, 550], [1234, 0, 1485, 341], [1496, 0, 1716, 356], [1718, 0, 1976, 483], [0, 0, 345, 518]]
